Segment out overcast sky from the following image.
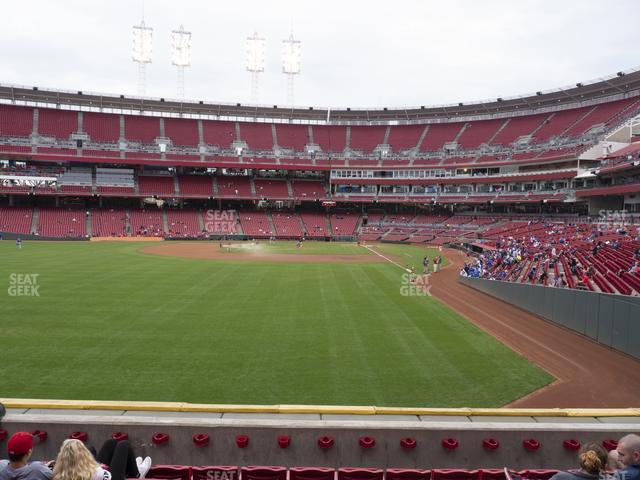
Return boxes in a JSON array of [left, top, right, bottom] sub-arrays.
[[2, 0, 638, 109]]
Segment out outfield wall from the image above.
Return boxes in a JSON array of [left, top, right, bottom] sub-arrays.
[[458, 277, 640, 360]]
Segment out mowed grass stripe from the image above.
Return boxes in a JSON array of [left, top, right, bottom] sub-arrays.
[[0, 241, 553, 406]]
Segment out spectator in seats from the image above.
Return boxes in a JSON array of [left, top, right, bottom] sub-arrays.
[[611, 434, 640, 480], [549, 442, 608, 480], [52, 438, 150, 480], [0, 432, 53, 480], [538, 271, 548, 284], [554, 273, 567, 288]]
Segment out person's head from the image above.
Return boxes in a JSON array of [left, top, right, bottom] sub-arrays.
[[578, 442, 608, 474], [7, 432, 34, 465], [53, 439, 99, 480], [617, 434, 640, 467]]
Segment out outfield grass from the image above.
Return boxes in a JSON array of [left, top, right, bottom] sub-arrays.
[[0, 241, 553, 407]]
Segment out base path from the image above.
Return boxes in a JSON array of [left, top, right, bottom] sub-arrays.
[[141, 242, 386, 264], [430, 248, 640, 407]]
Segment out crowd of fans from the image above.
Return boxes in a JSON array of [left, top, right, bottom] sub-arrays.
[[461, 219, 640, 293]]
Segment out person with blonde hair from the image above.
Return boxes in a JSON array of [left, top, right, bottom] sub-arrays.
[[52, 439, 150, 480], [550, 442, 609, 480]]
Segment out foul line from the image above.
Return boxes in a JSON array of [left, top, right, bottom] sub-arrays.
[[363, 245, 411, 272]]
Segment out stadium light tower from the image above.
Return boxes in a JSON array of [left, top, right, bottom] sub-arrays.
[[282, 33, 302, 105], [245, 31, 266, 103], [171, 25, 192, 99], [132, 20, 153, 96]]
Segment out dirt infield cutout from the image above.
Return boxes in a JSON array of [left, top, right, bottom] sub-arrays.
[[140, 242, 387, 263]]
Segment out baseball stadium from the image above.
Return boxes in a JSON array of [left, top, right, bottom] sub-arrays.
[[1, 2, 639, 480]]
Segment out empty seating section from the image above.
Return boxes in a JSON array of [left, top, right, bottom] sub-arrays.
[[124, 115, 160, 143], [217, 176, 253, 197], [301, 212, 328, 237], [166, 210, 203, 238], [564, 97, 639, 136], [96, 168, 135, 194], [59, 168, 92, 187], [271, 212, 304, 237], [313, 126, 347, 153], [239, 211, 273, 237], [330, 212, 360, 236], [202, 120, 236, 147], [83, 112, 120, 142], [240, 122, 274, 150], [292, 180, 325, 199], [276, 124, 309, 151], [129, 209, 163, 236], [38, 208, 86, 237], [179, 175, 213, 196], [349, 126, 387, 152], [165, 118, 199, 146], [0, 207, 33, 234], [38, 109, 77, 139], [0, 105, 33, 136], [387, 125, 424, 151], [491, 113, 548, 145], [254, 179, 289, 198], [420, 123, 465, 151], [91, 209, 127, 237], [532, 106, 591, 141], [457, 119, 504, 149], [139, 175, 175, 195]]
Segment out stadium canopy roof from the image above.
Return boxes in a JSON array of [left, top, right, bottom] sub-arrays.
[[1, 68, 639, 124]]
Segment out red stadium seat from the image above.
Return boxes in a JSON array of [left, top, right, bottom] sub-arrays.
[[479, 470, 507, 480], [147, 466, 192, 480], [432, 470, 479, 480], [385, 469, 431, 480], [337, 468, 383, 480], [240, 466, 287, 480], [518, 471, 559, 480], [289, 467, 336, 480], [192, 466, 239, 480]]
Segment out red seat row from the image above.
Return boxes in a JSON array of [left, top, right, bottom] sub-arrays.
[[146, 467, 559, 480]]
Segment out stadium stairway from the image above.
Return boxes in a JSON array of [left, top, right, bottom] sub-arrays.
[[297, 214, 308, 236], [162, 210, 169, 235], [266, 212, 277, 236], [125, 209, 132, 236], [30, 207, 39, 235], [197, 210, 205, 232]]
